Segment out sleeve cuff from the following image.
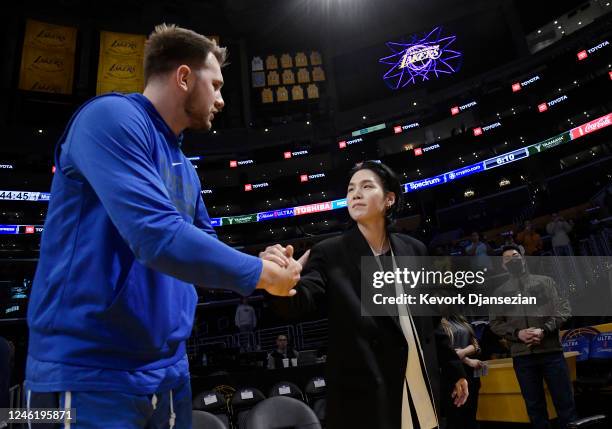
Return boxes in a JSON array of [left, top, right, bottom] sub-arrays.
[[240, 256, 263, 296]]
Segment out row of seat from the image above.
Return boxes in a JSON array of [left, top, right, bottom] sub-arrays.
[[192, 377, 327, 429], [193, 396, 321, 429]]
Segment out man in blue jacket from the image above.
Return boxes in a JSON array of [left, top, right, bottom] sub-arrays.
[[26, 24, 301, 428]]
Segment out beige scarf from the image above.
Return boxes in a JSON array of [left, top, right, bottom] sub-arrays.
[[372, 245, 439, 429]]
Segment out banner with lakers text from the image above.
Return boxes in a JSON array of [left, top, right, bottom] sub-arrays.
[[96, 31, 145, 95], [19, 19, 77, 94]]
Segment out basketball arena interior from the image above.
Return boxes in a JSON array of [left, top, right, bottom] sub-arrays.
[[1, 0, 612, 428]]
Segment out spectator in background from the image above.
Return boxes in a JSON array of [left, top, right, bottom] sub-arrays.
[[235, 297, 257, 333], [517, 220, 543, 255], [490, 245, 576, 429], [465, 232, 492, 271], [235, 297, 257, 352], [440, 315, 483, 429], [547, 213, 574, 256], [503, 232, 525, 256], [267, 335, 299, 369]]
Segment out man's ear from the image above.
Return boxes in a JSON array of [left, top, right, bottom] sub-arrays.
[[176, 65, 192, 92]]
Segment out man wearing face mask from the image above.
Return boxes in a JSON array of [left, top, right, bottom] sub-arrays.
[[489, 245, 576, 429]]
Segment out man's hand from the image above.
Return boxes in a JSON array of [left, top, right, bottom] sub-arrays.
[[518, 328, 543, 345], [259, 244, 292, 268], [451, 378, 469, 407], [255, 259, 301, 297], [260, 244, 311, 270], [517, 328, 533, 343], [526, 328, 544, 345], [256, 244, 312, 296], [297, 249, 310, 268]]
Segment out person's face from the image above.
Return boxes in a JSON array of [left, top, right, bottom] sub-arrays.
[[277, 336, 288, 349], [184, 53, 225, 131], [347, 169, 395, 225], [502, 249, 521, 269], [471, 232, 479, 243], [525, 221, 532, 231]]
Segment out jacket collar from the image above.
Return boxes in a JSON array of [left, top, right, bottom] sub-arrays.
[[341, 225, 418, 267], [341, 225, 375, 273], [341, 226, 416, 332]]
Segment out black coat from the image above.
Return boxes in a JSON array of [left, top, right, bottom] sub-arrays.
[[272, 227, 465, 429]]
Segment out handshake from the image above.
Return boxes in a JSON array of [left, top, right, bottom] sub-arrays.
[[255, 244, 311, 297]]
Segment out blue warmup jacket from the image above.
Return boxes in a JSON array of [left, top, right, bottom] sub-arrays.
[[26, 93, 262, 393]]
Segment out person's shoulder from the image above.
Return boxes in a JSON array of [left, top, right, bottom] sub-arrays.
[[83, 93, 140, 111], [528, 273, 555, 285], [72, 94, 152, 142], [393, 233, 427, 255], [78, 93, 146, 123], [393, 232, 424, 246], [312, 234, 343, 253]]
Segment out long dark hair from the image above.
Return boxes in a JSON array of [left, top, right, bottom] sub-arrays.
[[441, 314, 479, 352], [347, 161, 403, 228]]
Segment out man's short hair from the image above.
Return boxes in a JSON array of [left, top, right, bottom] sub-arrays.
[[502, 244, 522, 255], [144, 24, 227, 85]]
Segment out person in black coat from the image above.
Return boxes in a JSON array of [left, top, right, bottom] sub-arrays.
[[266, 161, 468, 429]]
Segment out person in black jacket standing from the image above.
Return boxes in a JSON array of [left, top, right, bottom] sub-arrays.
[[267, 161, 468, 429]]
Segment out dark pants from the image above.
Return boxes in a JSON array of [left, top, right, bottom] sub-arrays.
[[238, 324, 254, 333], [26, 380, 192, 428], [238, 324, 255, 351], [513, 352, 577, 429]]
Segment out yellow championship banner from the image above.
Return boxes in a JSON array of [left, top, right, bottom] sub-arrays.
[[96, 31, 146, 95], [18, 19, 77, 94]]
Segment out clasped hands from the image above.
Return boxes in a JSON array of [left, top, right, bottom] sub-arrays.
[[255, 244, 310, 297], [518, 327, 545, 346]]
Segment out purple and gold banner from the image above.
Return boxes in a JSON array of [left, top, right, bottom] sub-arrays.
[[96, 31, 146, 95], [18, 19, 77, 94]]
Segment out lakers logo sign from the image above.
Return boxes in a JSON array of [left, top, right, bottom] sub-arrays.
[[108, 39, 139, 55], [34, 28, 67, 47], [379, 27, 462, 89], [107, 63, 136, 78]]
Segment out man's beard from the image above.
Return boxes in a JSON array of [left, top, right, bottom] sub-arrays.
[[184, 87, 211, 131]]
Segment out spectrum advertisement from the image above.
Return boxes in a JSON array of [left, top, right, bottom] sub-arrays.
[[7, 113, 611, 227]]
